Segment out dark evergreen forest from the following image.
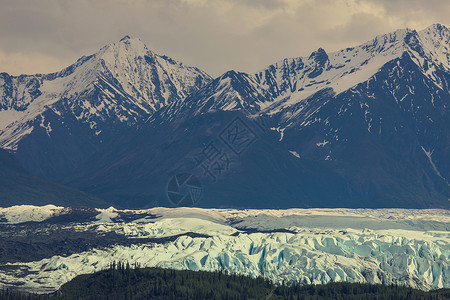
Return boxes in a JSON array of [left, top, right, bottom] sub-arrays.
[[2, 264, 449, 300]]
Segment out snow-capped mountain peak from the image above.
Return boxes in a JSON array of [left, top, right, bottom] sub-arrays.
[[93, 34, 211, 111], [0, 36, 211, 150], [98, 35, 154, 65], [306, 47, 330, 79], [150, 69, 274, 123], [416, 24, 450, 69], [255, 24, 450, 114], [159, 25, 450, 123], [120, 34, 133, 41]]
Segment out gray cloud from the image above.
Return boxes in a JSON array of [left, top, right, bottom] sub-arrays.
[[0, 0, 448, 77]]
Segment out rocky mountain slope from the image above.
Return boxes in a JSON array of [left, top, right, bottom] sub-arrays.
[[0, 36, 211, 179], [0, 25, 449, 208], [66, 25, 450, 209], [0, 149, 106, 207]]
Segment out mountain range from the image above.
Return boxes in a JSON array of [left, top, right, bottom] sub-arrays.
[[0, 24, 449, 209]]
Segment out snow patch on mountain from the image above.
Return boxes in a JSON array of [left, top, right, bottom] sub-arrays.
[[0, 110, 25, 129], [289, 150, 300, 159]]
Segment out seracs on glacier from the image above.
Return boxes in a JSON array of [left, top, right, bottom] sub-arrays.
[[0, 206, 448, 294]]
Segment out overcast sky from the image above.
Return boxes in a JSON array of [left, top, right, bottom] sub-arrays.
[[0, 0, 448, 77]]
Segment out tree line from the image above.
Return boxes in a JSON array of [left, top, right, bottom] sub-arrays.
[[1, 264, 449, 299]]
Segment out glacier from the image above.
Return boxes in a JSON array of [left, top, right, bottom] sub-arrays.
[[0, 206, 448, 294]]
